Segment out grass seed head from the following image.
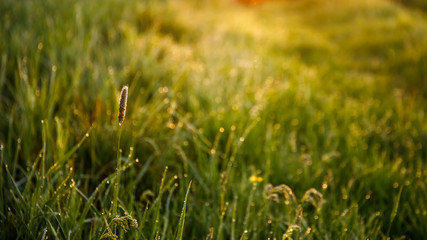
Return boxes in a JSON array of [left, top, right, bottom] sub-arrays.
[[302, 188, 323, 209], [118, 86, 128, 125]]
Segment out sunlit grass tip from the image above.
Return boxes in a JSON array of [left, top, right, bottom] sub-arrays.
[[118, 86, 128, 125]]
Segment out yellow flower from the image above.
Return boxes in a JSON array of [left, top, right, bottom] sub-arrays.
[[249, 175, 263, 183]]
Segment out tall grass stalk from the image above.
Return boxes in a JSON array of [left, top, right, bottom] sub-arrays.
[[113, 86, 128, 218], [113, 125, 122, 218]]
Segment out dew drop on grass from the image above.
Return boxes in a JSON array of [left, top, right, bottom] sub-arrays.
[[135, 158, 139, 163], [219, 127, 224, 133], [85, 133, 89, 137], [239, 137, 245, 142]]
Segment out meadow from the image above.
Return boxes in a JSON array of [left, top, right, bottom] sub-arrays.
[[1, 0, 426, 239]]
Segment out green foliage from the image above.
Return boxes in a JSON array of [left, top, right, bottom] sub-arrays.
[[1, 0, 426, 239]]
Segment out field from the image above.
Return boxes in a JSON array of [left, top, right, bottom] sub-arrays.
[[1, 0, 427, 239]]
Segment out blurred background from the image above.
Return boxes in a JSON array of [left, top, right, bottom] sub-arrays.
[[0, 0, 426, 239]]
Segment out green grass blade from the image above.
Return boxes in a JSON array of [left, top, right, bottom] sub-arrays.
[[0, 144, 4, 221], [75, 161, 134, 238], [46, 206, 67, 240], [0, 53, 6, 90], [175, 146, 208, 192], [46, 126, 92, 176], [387, 186, 403, 236], [151, 167, 169, 239], [175, 181, 192, 240], [4, 163, 28, 209]]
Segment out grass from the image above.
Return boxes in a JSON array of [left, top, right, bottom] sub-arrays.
[[1, 0, 427, 239]]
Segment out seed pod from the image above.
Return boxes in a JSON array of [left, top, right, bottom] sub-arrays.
[[118, 86, 128, 125]]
